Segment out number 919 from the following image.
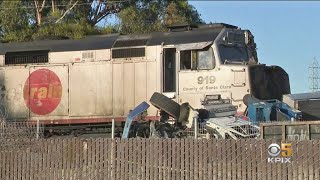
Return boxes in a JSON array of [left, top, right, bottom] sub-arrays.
[[197, 76, 215, 84]]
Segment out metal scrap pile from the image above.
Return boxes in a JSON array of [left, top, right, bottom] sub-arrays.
[[201, 95, 237, 118], [123, 92, 260, 140], [200, 95, 260, 140]]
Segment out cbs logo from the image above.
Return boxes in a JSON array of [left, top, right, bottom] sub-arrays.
[[267, 143, 292, 163], [268, 143, 292, 157]]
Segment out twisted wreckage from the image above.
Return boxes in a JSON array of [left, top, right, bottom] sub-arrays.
[[124, 92, 260, 140]]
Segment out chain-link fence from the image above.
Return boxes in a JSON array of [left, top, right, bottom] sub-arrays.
[[0, 138, 319, 180], [0, 119, 43, 151]]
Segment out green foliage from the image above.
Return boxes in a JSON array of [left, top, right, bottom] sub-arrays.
[[0, 0, 34, 42], [1, 28, 34, 42], [32, 23, 98, 40], [0, 0, 205, 42], [98, 24, 119, 34], [118, 0, 204, 34], [118, 4, 162, 34], [32, 23, 118, 40], [165, 1, 204, 26]]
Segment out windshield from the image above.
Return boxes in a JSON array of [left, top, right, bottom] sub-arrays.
[[197, 47, 214, 70], [219, 44, 249, 63]]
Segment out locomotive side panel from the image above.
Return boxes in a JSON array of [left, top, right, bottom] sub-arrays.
[[0, 66, 29, 119], [146, 61, 158, 117], [123, 62, 135, 115], [95, 63, 113, 115], [113, 63, 124, 116], [0, 55, 4, 66], [122, 60, 158, 117], [134, 61, 147, 105], [69, 62, 113, 116], [21, 59, 159, 121]]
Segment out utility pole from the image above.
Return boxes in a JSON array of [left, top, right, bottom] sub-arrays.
[[309, 57, 320, 92]]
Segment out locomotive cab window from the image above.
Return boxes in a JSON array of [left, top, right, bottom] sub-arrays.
[[180, 47, 215, 70], [180, 50, 192, 69]]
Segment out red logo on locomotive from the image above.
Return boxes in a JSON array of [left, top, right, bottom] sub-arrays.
[[23, 69, 62, 115]]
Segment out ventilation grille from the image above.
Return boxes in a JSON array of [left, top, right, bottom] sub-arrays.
[[5, 50, 49, 65], [112, 48, 145, 59], [82, 51, 94, 59]]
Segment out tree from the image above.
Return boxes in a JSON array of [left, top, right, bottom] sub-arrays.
[[118, 2, 163, 34], [62, 0, 124, 26], [117, 0, 204, 34], [164, 1, 203, 26], [32, 0, 124, 40], [0, 0, 125, 41], [0, 0, 204, 42], [31, 0, 123, 39], [0, 0, 34, 42]]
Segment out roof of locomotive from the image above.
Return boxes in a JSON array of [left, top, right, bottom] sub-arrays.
[[0, 23, 238, 54]]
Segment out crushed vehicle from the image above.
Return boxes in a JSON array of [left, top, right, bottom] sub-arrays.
[[122, 101, 150, 138], [200, 94, 259, 139], [206, 116, 259, 139], [124, 93, 260, 140]]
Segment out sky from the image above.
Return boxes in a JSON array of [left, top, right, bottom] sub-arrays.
[[189, 1, 320, 94]]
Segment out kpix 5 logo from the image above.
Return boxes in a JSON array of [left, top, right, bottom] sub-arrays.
[[267, 143, 292, 163]]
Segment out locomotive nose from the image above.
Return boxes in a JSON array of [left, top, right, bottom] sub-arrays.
[[248, 65, 290, 101]]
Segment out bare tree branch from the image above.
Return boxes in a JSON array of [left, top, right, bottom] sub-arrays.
[[34, 0, 46, 26], [96, 12, 111, 24], [41, 0, 46, 10], [89, 3, 121, 26], [55, 0, 78, 23], [52, 0, 55, 12], [93, 0, 102, 21], [34, 5, 39, 25], [68, 0, 73, 6]]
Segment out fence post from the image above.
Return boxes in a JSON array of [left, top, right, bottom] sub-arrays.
[[111, 118, 115, 179], [111, 118, 115, 139], [36, 119, 40, 139], [194, 116, 198, 139]]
